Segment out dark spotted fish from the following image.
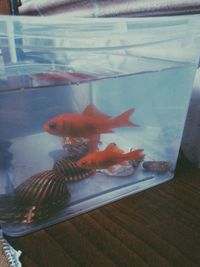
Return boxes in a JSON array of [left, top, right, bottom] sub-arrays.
[[142, 161, 172, 173], [53, 157, 94, 182]]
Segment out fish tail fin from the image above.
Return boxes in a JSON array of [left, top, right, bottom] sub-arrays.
[[113, 108, 140, 128], [124, 149, 144, 161]]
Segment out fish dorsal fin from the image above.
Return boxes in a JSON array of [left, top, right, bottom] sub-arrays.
[[82, 104, 111, 119], [104, 143, 124, 154]]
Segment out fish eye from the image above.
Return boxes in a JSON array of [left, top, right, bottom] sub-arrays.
[[49, 122, 57, 129], [81, 160, 87, 165]]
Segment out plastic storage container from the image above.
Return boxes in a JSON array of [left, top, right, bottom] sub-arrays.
[[181, 66, 200, 167], [0, 15, 200, 236]]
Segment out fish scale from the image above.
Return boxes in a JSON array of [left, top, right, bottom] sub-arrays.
[[53, 157, 94, 181]]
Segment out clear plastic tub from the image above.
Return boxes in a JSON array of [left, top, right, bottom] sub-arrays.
[[0, 15, 200, 236]]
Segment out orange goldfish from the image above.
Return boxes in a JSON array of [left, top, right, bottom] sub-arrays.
[[76, 143, 144, 173], [33, 72, 97, 84], [44, 104, 139, 151]]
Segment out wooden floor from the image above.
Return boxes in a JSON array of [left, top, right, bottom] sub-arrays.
[[0, 0, 10, 14], [6, 154, 200, 267]]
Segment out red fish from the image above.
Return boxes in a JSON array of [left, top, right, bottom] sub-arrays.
[[76, 143, 144, 173], [43, 104, 139, 151], [32, 72, 97, 84]]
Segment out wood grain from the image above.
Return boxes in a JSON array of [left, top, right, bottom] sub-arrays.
[[0, 0, 11, 14], [6, 154, 200, 267]]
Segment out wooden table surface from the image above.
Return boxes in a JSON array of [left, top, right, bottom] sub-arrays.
[[5, 154, 200, 267], [0, 0, 10, 14]]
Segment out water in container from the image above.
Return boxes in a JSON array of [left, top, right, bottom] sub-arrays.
[[0, 15, 199, 236]]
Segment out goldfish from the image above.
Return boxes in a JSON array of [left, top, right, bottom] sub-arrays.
[[44, 104, 139, 151], [76, 143, 144, 173], [32, 72, 98, 84]]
